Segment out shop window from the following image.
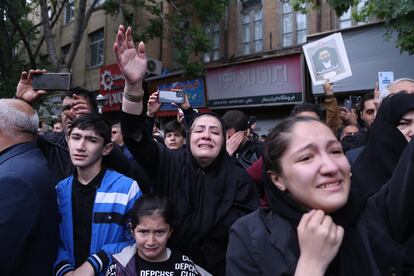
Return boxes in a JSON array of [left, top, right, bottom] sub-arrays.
[[282, 0, 307, 47], [204, 23, 220, 63], [89, 29, 104, 67], [64, 0, 74, 25]]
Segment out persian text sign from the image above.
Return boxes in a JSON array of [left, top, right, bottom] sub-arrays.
[[206, 55, 303, 107]]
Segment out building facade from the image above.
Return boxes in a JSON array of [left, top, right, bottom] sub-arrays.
[[31, 0, 386, 133]]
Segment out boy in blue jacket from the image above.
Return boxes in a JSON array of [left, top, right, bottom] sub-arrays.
[[54, 113, 142, 276]]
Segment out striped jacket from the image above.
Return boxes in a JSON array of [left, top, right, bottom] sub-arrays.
[[54, 169, 142, 276]]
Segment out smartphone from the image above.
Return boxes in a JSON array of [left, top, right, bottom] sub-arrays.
[[158, 90, 185, 104], [343, 98, 353, 111], [32, 73, 71, 91], [378, 71, 394, 100]]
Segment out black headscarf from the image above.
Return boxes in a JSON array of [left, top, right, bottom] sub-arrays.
[[159, 112, 259, 273], [351, 92, 414, 196], [263, 161, 371, 275]]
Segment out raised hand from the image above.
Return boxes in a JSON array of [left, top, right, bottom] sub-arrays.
[[16, 69, 47, 104], [147, 91, 162, 117], [295, 209, 344, 275], [323, 79, 333, 96], [113, 25, 147, 87]]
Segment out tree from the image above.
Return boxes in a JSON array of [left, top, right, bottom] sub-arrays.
[[103, 0, 229, 76], [291, 0, 414, 55]]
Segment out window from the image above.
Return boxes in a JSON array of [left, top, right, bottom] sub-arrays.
[[242, 14, 250, 55], [89, 29, 104, 67], [64, 0, 74, 24], [339, 0, 368, 28], [254, 10, 263, 52], [241, 6, 263, 55], [204, 23, 220, 63], [282, 0, 307, 47], [282, 1, 293, 47]]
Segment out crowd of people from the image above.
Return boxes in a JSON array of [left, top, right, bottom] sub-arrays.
[[1, 24, 414, 276]]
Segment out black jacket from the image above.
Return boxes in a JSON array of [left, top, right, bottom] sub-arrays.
[[227, 138, 414, 276], [121, 111, 260, 276]]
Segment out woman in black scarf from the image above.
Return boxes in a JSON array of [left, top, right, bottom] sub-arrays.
[[114, 25, 259, 276], [351, 91, 414, 196], [227, 116, 414, 275]]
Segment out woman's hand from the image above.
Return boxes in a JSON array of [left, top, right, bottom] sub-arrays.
[[113, 25, 147, 88], [295, 209, 344, 276], [147, 91, 162, 117], [226, 131, 244, 156]]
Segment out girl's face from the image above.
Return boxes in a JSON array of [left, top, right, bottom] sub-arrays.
[[268, 121, 351, 213], [397, 110, 414, 142], [133, 214, 172, 262]]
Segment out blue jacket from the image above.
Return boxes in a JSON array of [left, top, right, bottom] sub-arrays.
[[54, 169, 142, 276], [0, 142, 58, 276]]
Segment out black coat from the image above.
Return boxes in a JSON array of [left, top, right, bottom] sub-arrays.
[[0, 142, 59, 275], [352, 92, 414, 196], [121, 111, 260, 276], [227, 138, 414, 275]]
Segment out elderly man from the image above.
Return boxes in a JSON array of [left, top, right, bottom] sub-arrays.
[[0, 99, 58, 275]]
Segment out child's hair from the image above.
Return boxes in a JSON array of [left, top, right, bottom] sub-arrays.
[[130, 194, 174, 229], [163, 120, 186, 137], [68, 113, 111, 145]]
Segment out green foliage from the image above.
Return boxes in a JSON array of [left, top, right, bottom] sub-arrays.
[[291, 0, 414, 54], [102, 0, 229, 77]]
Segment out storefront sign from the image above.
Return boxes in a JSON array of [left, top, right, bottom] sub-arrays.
[[100, 64, 125, 112], [206, 55, 303, 108]]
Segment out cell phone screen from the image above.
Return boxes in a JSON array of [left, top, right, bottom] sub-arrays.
[[32, 73, 71, 91], [158, 90, 184, 104]]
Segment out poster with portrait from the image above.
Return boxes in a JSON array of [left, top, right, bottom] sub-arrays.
[[303, 32, 352, 86]]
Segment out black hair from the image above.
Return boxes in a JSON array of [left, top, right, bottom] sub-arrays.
[[61, 86, 98, 113], [68, 113, 111, 144], [163, 120, 186, 137], [264, 116, 322, 174], [360, 93, 374, 113], [222, 110, 248, 132], [130, 194, 174, 229], [290, 102, 323, 119]]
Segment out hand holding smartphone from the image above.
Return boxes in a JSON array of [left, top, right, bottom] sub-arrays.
[[32, 73, 71, 91], [158, 90, 185, 104]]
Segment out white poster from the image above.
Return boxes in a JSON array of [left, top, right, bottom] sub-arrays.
[[303, 33, 352, 86]]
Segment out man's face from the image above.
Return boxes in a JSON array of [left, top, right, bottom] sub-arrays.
[[53, 122, 63, 133], [61, 96, 92, 131], [164, 131, 185, 150], [319, 50, 330, 62], [360, 99, 377, 127], [111, 126, 123, 146], [67, 127, 112, 170], [340, 125, 359, 140]]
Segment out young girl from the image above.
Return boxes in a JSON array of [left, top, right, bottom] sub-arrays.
[[105, 194, 210, 276], [226, 116, 414, 275]]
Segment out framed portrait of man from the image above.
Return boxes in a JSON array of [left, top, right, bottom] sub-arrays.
[[303, 33, 352, 86]]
